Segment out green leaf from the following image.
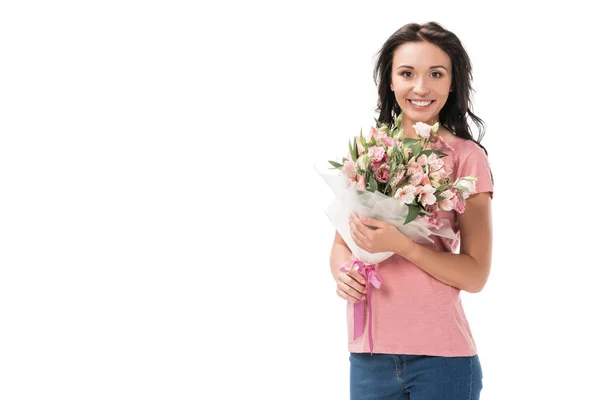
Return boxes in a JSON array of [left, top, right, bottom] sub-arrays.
[[404, 204, 421, 225], [348, 138, 358, 162], [421, 149, 447, 158], [411, 143, 422, 156], [368, 176, 378, 192], [393, 146, 403, 163], [360, 134, 367, 148], [328, 160, 343, 168], [436, 183, 449, 193], [402, 138, 419, 146], [352, 137, 359, 160]]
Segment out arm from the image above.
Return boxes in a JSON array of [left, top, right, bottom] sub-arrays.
[[348, 191, 493, 293], [401, 192, 493, 293], [330, 232, 367, 303], [329, 232, 353, 281]]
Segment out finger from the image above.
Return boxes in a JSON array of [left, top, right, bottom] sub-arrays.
[[347, 268, 366, 285], [340, 283, 366, 302], [350, 214, 373, 238], [349, 218, 369, 245], [341, 271, 367, 292], [358, 215, 385, 229], [349, 227, 367, 251], [336, 287, 366, 303]]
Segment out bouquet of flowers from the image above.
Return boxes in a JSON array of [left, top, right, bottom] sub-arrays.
[[318, 112, 477, 265]]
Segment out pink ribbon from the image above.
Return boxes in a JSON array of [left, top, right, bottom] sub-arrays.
[[340, 259, 382, 354]]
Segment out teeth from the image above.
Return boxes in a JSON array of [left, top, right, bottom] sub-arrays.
[[410, 100, 432, 107]]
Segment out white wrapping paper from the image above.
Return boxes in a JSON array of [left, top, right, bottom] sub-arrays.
[[317, 167, 458, 265]]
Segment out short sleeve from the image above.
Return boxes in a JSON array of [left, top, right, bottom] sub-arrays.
[[455, 143, 494, 198]]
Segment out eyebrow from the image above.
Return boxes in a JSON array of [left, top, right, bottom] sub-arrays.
[[397, 65, 449, 71]]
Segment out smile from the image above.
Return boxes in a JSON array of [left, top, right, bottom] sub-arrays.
[[409, 100, 434, 108]]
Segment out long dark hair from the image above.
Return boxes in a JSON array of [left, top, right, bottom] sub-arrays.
[[373, 22, 488, 154]]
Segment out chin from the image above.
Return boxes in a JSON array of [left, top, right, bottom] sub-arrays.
[[403, 109, 437, 125]]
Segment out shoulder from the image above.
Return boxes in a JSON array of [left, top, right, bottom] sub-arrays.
[[452, 136, 488, 161]]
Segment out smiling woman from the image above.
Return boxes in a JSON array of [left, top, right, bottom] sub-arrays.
[[329, 22, 493, 400], [391, 42, 452, 127]]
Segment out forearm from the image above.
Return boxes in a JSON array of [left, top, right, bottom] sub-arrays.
[[330, 242, 352, 281], [401, 242, 489, 293]]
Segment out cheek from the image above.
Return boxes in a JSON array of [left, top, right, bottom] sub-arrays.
[[391, 80, 408, 99], [435, 80, 452, 95]]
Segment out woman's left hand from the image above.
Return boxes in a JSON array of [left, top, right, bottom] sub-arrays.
[[348, 213, 413, 255]]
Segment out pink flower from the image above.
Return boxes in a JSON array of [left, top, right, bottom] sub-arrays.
[[407, 162, 421, 175], [342, 160, 357, 181], [368, 146, 386, 162], [452, 188, 466, 213], [370, 126, 386, 140], [357, 140, 365, 156], [438, 189, 455, 211], [413, 122, 432, 139], [368, 146, 387, 170], [356, 174, 366, 190], [424, 206, 442, 228], [375, 165, 390, 183], [372, 158, 387, 171], [427, 153, 444, 172], [389, 169, 405, 189], [417, 154, 428, 166], [416, 184, 436, 206], [394, 184, 417, 204], [409, 170, 424, 186], [382, 136, 394, 147]]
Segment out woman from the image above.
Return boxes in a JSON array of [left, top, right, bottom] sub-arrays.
[[330, 22, 493, 399]]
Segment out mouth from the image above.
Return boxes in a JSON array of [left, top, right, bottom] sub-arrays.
[[408, 100, 434, 109]]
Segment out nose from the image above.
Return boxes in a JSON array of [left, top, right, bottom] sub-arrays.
[[412, 77, 430, 96]]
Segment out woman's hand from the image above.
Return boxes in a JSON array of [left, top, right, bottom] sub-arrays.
[[348, 213, 414, 256], [335, 266, 367, 303]]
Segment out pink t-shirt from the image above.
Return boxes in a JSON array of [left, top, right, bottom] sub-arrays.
[[346, 136, 494, 356]]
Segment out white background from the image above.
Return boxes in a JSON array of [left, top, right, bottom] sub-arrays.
[[1, 1, 599, 399]]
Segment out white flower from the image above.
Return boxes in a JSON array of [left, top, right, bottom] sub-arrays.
[[413, 122, 432, 139], [417, 184, 437, 206], [440, 189, 454, 200], [357, 154, 369, 170], [455, 177, 477, 195], [394, 184, 417, 204], [427, 153, 444, 172]]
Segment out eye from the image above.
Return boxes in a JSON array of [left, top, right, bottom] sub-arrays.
[[400, 71, 413, 78], [431, 71, 443, 78]]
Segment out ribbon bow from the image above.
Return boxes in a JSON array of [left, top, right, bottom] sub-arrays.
[[340, 259, 382, 354]]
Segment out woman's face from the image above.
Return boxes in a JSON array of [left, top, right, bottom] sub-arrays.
[[390, 41, 452, 128]]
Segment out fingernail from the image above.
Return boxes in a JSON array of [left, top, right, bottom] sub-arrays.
[[361, 296, 366, 300]]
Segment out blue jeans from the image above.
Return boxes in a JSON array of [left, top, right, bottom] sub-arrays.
[[349, 353, 482, 400]]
